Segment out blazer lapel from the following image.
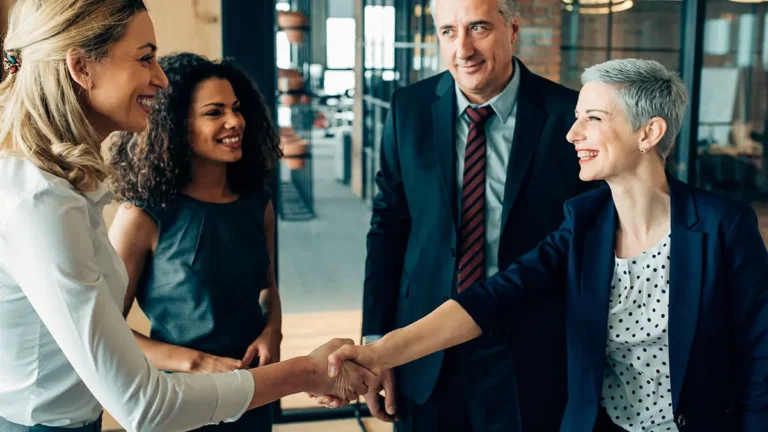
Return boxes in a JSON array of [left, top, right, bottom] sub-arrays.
[[667, 174, 703, 409], [581, 201, 618, 396], [500, 62, 547, 231], [432, 72, 458, 226]]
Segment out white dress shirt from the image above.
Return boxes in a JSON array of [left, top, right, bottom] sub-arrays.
[[0, 155, 254, 431], [601, 233, 678, 431]]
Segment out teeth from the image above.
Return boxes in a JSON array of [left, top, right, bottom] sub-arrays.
[[578, 150, 598, 159], [220, 137, 240, 144], [138, 97, 152, 108]]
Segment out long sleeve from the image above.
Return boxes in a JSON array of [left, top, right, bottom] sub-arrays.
[[0, 188, 254, 432], [723, 207, 768, 431], [363, 89, 411, 336], [453, 202, 573, 334]]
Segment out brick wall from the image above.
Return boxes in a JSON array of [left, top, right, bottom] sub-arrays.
[[516, 0, 563, 82]]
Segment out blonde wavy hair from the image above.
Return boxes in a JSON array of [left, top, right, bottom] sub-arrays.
[[0, 0, 148, 191]]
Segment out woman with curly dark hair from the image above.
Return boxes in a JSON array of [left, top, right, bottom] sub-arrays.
[[108, 53, 284, 431]]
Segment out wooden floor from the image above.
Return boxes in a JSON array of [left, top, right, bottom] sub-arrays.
[[275, 418, 392, 432]]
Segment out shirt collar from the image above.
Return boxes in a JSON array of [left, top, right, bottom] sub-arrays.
[[83, 181, 114, 206], [455, 57, 521, 122]]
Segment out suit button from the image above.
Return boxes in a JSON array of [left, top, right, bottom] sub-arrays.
[[676, 414, 686, 427], [449, 248, 456, 258]]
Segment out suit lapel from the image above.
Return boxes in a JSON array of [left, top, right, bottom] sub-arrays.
[[500, 62, 547, 231], [581, 201, 618, 396], [667, 175, 703, 409], [432, 72, 458, 226]]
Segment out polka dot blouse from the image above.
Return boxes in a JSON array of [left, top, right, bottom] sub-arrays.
[[600, 233, 678, 431]]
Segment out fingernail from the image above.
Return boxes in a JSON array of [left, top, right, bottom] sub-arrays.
[[387, 406, 395, 415], [320, 398, 328, 404], [328, 365, 336, 377], [330, 401, 338, 408]]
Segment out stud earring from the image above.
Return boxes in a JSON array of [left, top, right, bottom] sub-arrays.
[[640, 148, 646, 154]]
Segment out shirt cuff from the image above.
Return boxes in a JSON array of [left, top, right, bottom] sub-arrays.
[[210, 369, 255, 424], [363, 334, 383, 344]]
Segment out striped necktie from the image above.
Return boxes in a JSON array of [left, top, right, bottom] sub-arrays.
[[458, 105, 495, 292]]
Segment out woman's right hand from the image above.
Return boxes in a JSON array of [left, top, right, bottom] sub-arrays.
[[189, 352, 244, 373]]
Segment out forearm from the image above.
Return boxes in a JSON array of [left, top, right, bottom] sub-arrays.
[[133, 330, 200, 373], [260, 286, 282, 335], [373, 300, 481, 370], [247, 356, 317, 410]]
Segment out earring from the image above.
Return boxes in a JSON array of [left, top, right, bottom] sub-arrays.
[[640, 148, 646, 154]]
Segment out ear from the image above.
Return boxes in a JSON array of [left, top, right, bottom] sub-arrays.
[[65, 47, 92, 90], [638, 117, 668, 153], [509, 17, 520, 45]]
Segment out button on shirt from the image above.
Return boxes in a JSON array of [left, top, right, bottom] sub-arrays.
[[0, 155, 254, 431], [454, 58, 520, 280], [601, 233, 678, 431]]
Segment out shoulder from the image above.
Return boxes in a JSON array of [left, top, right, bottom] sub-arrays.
[[390, 71, 447, 107], [527, 72, 578, 112], [688, 186, 755, 229], [0, 154, 89, 224]]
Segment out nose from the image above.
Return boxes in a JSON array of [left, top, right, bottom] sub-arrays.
[[151, 61, 169, 90], [566, 118, 584, 145], [225, 111, 245, 130], [456, 31, 475, 61]]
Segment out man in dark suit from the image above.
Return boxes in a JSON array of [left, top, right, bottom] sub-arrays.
[[361, 0, 594, 430]]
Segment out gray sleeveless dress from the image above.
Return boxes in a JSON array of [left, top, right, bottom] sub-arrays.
[[137, 192, 273, 431]]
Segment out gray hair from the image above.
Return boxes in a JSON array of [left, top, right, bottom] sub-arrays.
[[429, 0, 518, 23], [581, 59, 688, 160]]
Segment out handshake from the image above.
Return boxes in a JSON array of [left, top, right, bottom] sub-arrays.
[[304, 337, 398, 422]]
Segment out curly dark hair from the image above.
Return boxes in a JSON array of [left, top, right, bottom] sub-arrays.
[[108, 52, 281, 208]]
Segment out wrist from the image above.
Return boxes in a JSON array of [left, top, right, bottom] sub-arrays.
[[187, 351, 205, 373], [263, 324, 283, 341], [299, 355, 324, 391]]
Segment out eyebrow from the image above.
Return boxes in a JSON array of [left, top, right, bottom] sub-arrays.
[[575, 109, 610, 116], [137, 43, 157, 52], [199, 100, 240, 110]]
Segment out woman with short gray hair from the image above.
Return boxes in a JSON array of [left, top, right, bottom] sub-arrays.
[[323, 59, 768, 431]]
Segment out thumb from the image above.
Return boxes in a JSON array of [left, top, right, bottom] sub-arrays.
[[258, 346, 269, 367], [327, 345, 357, 377]]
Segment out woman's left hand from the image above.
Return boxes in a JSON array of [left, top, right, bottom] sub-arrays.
[[242, 326, 282, 367]]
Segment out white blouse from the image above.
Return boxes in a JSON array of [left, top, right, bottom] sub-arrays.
[[0, 155, 254, 431], [601, 233, 678, 432]]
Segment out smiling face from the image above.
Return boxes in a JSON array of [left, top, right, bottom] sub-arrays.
[[434, 0, 519, 104], [84, 12, 168, 135], [566, 82, 649, 182], [187, 77, 246, 164]]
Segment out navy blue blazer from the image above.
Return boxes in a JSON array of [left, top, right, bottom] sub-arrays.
[[455, 174, 768, 431]]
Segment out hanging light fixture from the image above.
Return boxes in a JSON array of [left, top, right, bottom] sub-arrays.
[[562, 0, 634, 15]]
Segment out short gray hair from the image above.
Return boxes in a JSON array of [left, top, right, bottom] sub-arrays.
[[429, 0, 518, 23], [581, 59, 688, 160]]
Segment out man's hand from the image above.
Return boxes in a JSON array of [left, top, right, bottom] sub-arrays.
[[306, 338, 377, 402], [242, 327, 282, 367]]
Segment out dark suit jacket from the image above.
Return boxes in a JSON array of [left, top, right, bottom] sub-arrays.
[[456, 174, 768, 431], [363, 58, 592, 430]]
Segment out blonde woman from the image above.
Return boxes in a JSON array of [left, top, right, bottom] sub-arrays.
[[0, 1, 372, 432]]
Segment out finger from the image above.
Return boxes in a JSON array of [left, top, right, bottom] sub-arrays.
[[365, 388, 389, 422], [383, 373, 397, 417], [258, 350, 271, 367], [242, 346, 257, 367], [328, 345, 358, 377], [345, 363, 371, 396]]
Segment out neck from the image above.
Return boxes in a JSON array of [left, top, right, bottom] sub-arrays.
[[461, 61, 514, 105], [183, 157, 234, 202], [607, 160, 671, 243]]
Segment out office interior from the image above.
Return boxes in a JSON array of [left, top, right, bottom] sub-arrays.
[[0, 0, 765, 430]]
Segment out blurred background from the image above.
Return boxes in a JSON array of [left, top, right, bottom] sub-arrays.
[[1, 0, 766, 430]]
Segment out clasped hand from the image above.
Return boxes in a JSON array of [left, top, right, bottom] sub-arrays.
[[309, 342, 398, 423]]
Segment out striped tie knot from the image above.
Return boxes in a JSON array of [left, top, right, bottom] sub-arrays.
[[466, 106, 495, 125]]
